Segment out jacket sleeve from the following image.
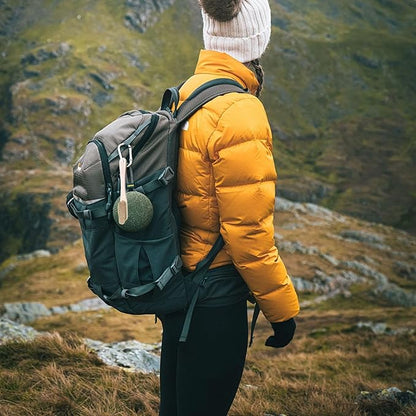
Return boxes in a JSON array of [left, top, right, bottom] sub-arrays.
[[207, 96, 300, 323]]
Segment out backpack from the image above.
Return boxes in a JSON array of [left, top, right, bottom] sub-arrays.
[[66, 78, 246, 342]]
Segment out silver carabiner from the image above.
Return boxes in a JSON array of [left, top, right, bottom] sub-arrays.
[[117, 143, 133, 167]]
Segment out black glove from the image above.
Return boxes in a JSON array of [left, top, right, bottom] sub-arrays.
[[265, 318, 296, 348]]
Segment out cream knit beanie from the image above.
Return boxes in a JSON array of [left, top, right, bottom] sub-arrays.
[[200, 0, 271, 63]]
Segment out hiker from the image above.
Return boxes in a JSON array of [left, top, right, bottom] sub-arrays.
[[158, 0, 300, 415]]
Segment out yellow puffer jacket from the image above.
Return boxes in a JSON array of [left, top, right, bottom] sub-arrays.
[[176, 50, 299, 323]]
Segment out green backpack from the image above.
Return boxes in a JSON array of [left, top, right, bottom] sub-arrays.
[[66, 79, 246, 341]]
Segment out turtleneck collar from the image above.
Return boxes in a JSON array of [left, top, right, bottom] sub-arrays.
[[194, 50, 260, 96]]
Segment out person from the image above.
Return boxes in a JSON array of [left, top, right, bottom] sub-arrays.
[[158, 1, 300, 415]]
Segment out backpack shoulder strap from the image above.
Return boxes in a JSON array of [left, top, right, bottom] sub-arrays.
[[175, 78, 248, 123], [179, 234, 225, 343]]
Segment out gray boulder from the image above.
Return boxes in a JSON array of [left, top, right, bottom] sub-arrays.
[[0, 318, 160, 374], [394, 261, 416, 281], [1, 302, 51, 324], [85, 339, 160, 374], [68, 297, 110, 313], [124, 0, 175, 33], [373, 283, 416, 307], [340, 260, 388, 284], [355, 321, 415, 336], [278, 241, 320, 255], [340, 229, 384, 244], [357, 387, 416, 408], [0, 318, 41, 344]]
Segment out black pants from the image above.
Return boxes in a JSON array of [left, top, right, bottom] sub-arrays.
[[159, 300, 248, 416]]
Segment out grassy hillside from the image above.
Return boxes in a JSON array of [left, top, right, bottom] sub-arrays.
[[0, 2, 415, 414], [1, 314, 415, 415], [264, 0, 416, 231], [1, 199, 415, 415], [0, 0, 415, 257], [0, 0, 202, 259]]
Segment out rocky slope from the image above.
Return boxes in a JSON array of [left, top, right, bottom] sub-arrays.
[[0, 195, 415, 414], [0, 0, 415, 259], [1, 196, 415, 322]]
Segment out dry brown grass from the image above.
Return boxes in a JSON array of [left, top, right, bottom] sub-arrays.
[[0, 333, 160, 416], [227, 310, 416, 416], [1, 308, 416, 416], [0, 241, 90, 308], [1, 183, 416, 415], [33, 310, 163, 344]]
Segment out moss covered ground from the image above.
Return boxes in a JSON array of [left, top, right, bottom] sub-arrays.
[[1, 0, 415, 259]]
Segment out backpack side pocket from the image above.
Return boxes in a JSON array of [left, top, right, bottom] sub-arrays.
[[113, 231, 189, 315], [72, 198, 121, 297]]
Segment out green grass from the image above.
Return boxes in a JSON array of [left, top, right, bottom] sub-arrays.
[[0, 4, 415, 413], [1, 0, 416, 259]]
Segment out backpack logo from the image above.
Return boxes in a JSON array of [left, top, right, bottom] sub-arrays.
[[182, 120, 189, 131]]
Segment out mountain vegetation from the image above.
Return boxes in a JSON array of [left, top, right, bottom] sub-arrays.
[[0, 1, 415, 414], [0, 0, 415, 260]]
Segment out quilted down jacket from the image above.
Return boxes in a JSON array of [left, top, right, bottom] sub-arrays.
[[176, 50, 299, 323]]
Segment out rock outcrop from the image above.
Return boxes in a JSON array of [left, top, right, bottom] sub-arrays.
[[275, 197, 416, 308], [0, 317, 41, 344], [124, 0, 175, 32], [356, 386, 416, 412], [1, 298, 110, 324], [0, 193, 52, 263], [85, 338, 160, 374], [0, 317, 160, 374]]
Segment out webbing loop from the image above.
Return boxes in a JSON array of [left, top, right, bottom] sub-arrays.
[[249, 302, 261, 347], [179, 235, 225, 343]]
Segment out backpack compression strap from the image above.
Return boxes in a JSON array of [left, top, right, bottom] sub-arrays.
[[179, 234, 225, 343], [249, 302, 261, 347]]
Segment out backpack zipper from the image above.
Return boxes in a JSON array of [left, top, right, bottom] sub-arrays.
[[92, 138, 113, 212], [107, 117, 152, 163], [132, 113, 159, 159]]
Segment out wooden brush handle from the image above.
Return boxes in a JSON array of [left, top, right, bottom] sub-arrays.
[[118, 157, 128, 225]]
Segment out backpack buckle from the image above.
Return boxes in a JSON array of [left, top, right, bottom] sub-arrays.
[[155, 256, 183, 291], [170, 255, 183, 275], [82, 209, 93, 220], [66, 195, 78, 219], [158, 167, 174, 186]]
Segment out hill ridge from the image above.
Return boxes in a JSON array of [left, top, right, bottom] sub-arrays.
[[0, 0, 415, 260]]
